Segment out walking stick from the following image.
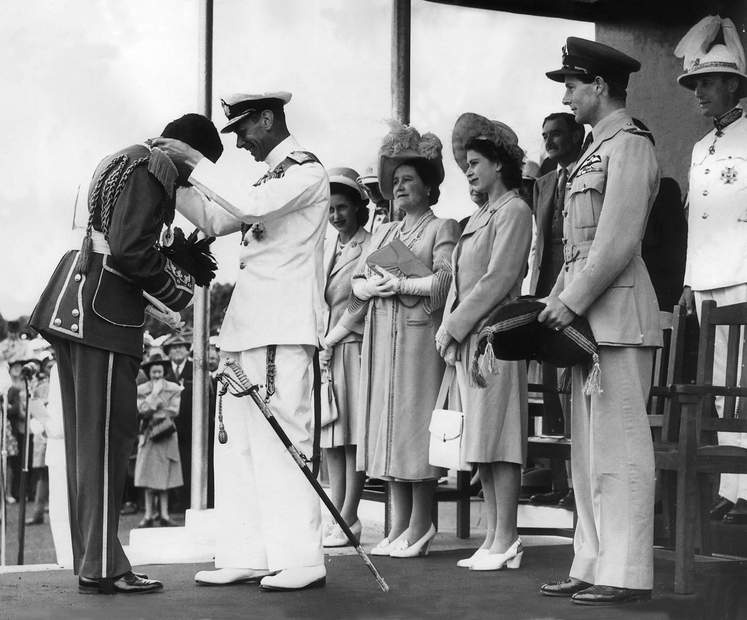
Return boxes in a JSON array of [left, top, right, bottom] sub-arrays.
[[217, 359, 390, 593]]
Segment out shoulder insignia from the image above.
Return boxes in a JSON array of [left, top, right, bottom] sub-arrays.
[[286, 151, 321, 166], [147, 147, 179, 198]]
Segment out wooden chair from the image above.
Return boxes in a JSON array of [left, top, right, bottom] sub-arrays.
[[658, 300, 747, 594]]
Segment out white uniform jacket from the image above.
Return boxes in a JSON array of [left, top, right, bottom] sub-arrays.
[[685, 106, 747, 291], [177, 136, 330, 352]]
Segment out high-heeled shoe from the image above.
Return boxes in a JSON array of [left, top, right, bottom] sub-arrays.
[[457, 548, 489, 568], [323, 519, 362, 547], [137, 517, 154, 528], [470, 538, 523, 571], [370, 531, 407, 556], [389, 524, 437, 558]]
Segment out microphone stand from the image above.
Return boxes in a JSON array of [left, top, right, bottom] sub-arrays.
[[17, 374, 33, 565], [218, 359, 390, 593]]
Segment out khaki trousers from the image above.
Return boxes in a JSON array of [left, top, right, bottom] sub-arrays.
[[569, 346, 655, 590]]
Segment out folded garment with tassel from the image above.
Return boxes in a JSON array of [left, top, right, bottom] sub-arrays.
[[470, 296, 600, 394]]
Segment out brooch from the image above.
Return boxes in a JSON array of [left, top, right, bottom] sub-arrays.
[[251, 223, 266, 241], [721, 165, 737, 185]]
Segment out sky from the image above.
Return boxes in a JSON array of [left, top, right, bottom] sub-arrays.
[[0, 0, 592, 321]]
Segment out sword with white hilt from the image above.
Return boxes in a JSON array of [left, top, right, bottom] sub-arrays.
[[217, 358, 390, 593]]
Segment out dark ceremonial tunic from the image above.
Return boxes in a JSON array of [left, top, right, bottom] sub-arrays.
[[30, 143, 194, 579]]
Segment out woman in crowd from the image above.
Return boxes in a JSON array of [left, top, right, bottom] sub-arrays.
[[319, 167, 372, 547], [134, 352, 183, 528], [352, 122, 461, 558], [437, 114, 532, 571]]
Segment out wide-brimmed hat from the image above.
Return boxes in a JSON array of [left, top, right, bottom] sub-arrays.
[[219, 91, 292, 134], [546, 37, 641, 89], [451, 113, 524, 173], [470, 297, 601, 394], [141, 351, 170, 372], [675, 16, 747, 98], [328, 167, 369, 205], [378, 121, 445, 205], [162, 332, 192, 351]]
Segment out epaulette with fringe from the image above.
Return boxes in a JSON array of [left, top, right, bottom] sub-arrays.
[[75, 146, 177, 275]]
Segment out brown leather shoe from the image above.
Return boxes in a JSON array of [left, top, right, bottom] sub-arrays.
[[571, 585, 651, 605], [540, 577, 592, 597], [78, 572, 162, 595]]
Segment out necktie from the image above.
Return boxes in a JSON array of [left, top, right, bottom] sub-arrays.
[[579, 132, 594, 158], [556, 167, 568, 207]]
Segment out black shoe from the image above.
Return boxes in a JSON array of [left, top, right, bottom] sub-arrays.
[[558, 489, 575, 508], [723, 499, 747, 524], [79, 571, 162, 595], [571, 585, 651, 606], [25, 514, 44, 526], [540, 577, 593, 597], [137, 517, 154, 528], [529, 489, 570, 505], [710, 497, 735, 521], [158, 516, 178, 527]]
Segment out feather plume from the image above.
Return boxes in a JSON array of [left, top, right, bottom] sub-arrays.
[[159, 227, 218, 287], [675, 16, 745, 72], [381, 120, 422, 157], [417, 132, 443, 160]]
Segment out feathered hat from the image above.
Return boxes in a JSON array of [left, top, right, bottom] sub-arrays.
[[675, 15, 747, 98], [378, 121, 445, 206], [451, 113, 524, 173]]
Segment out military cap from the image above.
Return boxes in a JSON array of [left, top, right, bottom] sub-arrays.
[[328, 167, 369, 204], [546, 37, 641, 88], [220, 92, 292, 134]]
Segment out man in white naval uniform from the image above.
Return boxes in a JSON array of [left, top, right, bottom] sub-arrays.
[[153, 91, 329, 591], [675, 17, 747, 525]]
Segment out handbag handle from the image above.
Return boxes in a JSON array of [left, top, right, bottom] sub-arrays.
[[435, 365, 456, 409]]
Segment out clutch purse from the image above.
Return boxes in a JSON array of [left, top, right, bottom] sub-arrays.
[[366, 239, 433, 278], [149, 417, 177, 442], [320, 368, 339, 427]]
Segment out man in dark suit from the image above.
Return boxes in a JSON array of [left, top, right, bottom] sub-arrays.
[[163, 333, 193, 512], [30, 114, 222, 594], [528, 112, 584, 507]]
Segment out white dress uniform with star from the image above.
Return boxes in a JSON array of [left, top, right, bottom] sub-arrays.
[[176, 94, 330, 585], [686, 105, 747, 504]]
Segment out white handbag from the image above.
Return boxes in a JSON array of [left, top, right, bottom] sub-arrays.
[[428, 366, 470, 471], [320, 367, 339, 427]]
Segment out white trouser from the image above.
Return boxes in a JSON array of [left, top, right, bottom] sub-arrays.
[[213, 345, 323, 571], [694, 284, 747, 503]]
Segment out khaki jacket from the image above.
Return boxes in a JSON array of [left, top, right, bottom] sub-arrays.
[[551, 109, 662, 347]]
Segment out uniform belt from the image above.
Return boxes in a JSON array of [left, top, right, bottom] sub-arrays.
[[90, 230, 111, 255], [563, 241, 593, 265]]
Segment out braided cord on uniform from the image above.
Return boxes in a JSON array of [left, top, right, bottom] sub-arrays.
[[101, 156, 149, 240]]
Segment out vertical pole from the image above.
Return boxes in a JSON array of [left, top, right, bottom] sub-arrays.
[[391, 0, 411, 124], [390, 0, 411, 223], [191, 0, 213, 511]]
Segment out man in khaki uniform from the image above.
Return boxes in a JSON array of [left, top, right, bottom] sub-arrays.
[[538, 38, 661, 606]]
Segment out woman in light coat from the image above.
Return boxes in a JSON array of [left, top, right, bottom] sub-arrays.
[[319, 167, 372, 547], [437, 114, 532, 571], [352, 123, 460, 558], [134, 352, 183, 528]]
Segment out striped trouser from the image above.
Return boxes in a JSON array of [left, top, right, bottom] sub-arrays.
[[52, 339, 139, 578]]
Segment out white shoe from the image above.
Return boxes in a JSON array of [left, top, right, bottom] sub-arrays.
[[470, 538, 524, 571], [370, 531, 406, 556], [389, 523, 437, 558], [195, 568, 272, 585], [456, 548, 489, 568], [323, 519, 362, 547], [259, 565, 326, 591]]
